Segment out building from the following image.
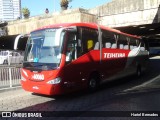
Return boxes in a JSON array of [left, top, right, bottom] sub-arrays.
[[0, 0, 21, 22]]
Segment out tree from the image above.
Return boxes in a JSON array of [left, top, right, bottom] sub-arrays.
[[60, 0, 72, 10], [22, 7, 30, 19]]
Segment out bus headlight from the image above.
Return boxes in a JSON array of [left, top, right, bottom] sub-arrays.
[[47, 77, 61, 84]]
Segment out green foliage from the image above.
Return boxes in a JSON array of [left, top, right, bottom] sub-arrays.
[[60, 0, 68, 6], [22, 7, 30, 18], [60, 0, 72, 10]]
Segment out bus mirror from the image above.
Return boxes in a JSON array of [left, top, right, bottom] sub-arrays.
[[55, 28, 64, 46], [55, 27, 77, 46], [14, 34, 27, 50]]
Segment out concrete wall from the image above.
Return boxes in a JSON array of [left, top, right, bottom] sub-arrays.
[[7, 8, 97, 35], [89, 0, 160, 27], [6, 0, 160, 35]]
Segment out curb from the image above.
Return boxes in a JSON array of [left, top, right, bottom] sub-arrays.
[[0, 86, 22, 93]]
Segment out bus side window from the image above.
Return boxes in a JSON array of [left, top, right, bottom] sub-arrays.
[[119, 44, 124, 49], [76, 39, 82, 57], [136, 40, 140, 47], [140, 47, 145, 51], [124, 45, 129, 50], [128, 37, 136, 50], [111, 43, 117, 49], [130, 45, 134, 50], [134, 46, 137, 48], [140, 42, 145, 51], [102, 30, 114, 49], [88, 40, 94, 50], [118, 34, 128, 50], [80, 27, 98, 53], [94, 42, 99, 50], [66, 42, 75, 62]]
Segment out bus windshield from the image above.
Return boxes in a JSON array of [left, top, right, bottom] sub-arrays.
[[23, 28, 65, 70]]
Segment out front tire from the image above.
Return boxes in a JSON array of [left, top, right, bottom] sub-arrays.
[[88, 75, 99, 92]]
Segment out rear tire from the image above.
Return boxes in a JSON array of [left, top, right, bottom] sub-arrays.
[[136, 66, 142, 77], [88, 75, 99, 92]]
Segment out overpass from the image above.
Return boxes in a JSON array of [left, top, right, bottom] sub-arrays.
[[88, 0, 160, 48], [1, 0, 160, 49]]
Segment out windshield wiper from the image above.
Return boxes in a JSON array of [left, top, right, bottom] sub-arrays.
[[33, 64, 56, 70], [23, 62, 58, 70]]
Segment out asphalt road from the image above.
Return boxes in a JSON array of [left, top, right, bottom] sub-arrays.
[[0, 56, 160, 120]]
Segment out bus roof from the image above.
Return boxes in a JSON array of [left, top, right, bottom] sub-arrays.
[[32, 22, 141, 39]]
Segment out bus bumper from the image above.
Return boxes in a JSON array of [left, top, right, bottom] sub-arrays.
[[21, 80, 62, 95]]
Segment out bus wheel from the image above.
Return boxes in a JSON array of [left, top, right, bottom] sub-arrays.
[[88, 75, 99, 92], [136, 66, 141, 77]]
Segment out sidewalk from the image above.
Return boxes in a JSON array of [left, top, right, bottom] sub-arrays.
[[0, 86, 21, 93]]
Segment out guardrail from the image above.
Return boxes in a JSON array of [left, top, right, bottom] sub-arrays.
[[0, 66, 21, 90]]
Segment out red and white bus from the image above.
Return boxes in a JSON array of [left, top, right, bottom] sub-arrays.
[[20, 23, 149, 95]]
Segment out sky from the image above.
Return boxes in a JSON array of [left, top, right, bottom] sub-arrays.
[[21, 0, 112, 17]]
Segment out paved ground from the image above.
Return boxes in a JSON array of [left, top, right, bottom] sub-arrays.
[[0, 56, 160, 120]]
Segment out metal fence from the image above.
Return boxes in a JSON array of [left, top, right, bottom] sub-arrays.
[[0, 49, 23, 90], [0, 66, 21, 89]]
